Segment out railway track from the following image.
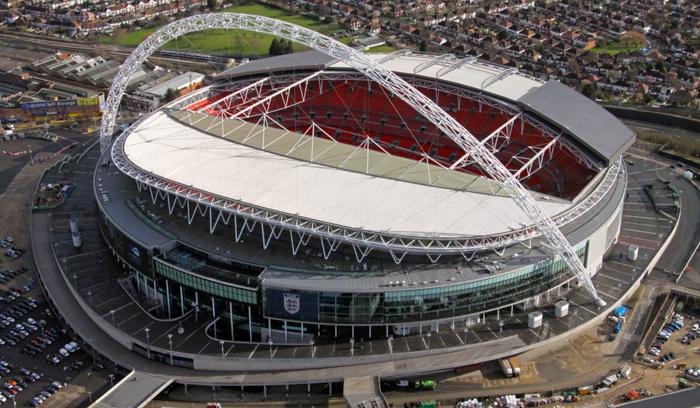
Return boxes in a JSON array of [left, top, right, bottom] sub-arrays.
[[0, 31, 229, 70]]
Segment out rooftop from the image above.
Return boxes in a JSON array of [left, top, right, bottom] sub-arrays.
[[140, 71, 205, 98], [121, 110, 570, 238]]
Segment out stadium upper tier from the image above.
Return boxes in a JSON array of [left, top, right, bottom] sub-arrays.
[[111, 51, 633, 258]]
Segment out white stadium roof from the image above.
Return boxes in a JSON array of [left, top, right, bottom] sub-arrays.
[[330, 53, 541, 101], [122, 111, 571, 238]]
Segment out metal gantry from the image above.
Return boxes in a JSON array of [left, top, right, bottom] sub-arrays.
[[100, 13, 606, 306]]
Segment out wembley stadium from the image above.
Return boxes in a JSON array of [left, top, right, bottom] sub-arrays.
[[94, 47, 634, 357]]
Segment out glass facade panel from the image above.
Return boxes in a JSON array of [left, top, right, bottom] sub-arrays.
[[154, 258, 257, 305], [266, 244, 588, 324]]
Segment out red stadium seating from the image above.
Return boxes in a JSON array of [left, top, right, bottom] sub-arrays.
[[187, 79, 595, 198]]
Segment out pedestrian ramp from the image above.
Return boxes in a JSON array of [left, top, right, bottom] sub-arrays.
[[344, 376, 388, 408], [89, 370, 173, 408]]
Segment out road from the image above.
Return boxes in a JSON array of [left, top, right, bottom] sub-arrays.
[[625, 146, 700, 285]]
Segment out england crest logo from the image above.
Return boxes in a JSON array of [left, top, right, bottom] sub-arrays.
[[283, 293, 300, 315]]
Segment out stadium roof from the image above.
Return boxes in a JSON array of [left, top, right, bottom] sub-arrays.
[[122, 111, 570, 238], [220, 51, 634, 163], [518, 81, 635, 162], [219, 50, 335, 78]]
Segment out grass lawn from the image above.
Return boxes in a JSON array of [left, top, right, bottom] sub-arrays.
[[102, 3, 342, 57], [365, 45, 397, 53], [590, 42, 644, 55]]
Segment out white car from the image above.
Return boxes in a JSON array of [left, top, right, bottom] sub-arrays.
[[692, 323, 699, 332], [649, 348, 661, 356], [58, 348, 69, 357]]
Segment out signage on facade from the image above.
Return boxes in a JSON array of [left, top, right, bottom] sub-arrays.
[[283, 293, 300, 315]]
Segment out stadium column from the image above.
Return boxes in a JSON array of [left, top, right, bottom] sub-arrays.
[[180, 286, 185, 316], [268, 318, 272, 342], [248, 306, 253, 342], [211, 297, 217, 338], [231, 303, 235, 342], [165, 280, 171, 319]]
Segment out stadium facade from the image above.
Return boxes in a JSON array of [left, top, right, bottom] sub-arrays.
[[96, 50, 634, 347]]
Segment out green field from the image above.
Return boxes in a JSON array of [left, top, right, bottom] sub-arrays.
[[365, 45, 397, 53], [590, 42, 644, 55], [102, 3, 342, 56]]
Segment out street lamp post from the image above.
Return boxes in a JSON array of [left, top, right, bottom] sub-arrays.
[[72, 273, 77, 290], [268, 338, 273, 358], [144, 328, 151, 359], [110, 310, 115, 326], [219, 340, 225, 358], [27, 144, 32, 165], [168, 334, 173, 366], [90, 338, 95, 366]]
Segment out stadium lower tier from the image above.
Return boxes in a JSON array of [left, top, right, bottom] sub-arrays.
[[95, 155, 625, 344]]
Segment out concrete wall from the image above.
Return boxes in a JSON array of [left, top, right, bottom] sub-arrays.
[[606, 106, 700, 134]]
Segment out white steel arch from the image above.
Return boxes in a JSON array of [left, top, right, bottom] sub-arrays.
[[99, 13, 604, 306]]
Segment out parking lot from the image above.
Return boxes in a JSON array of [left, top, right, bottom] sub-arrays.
[[640, 305, 700, 370], [0, 132, 125, 407]]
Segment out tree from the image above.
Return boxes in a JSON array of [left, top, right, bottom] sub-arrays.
[[581, 79, 596, 98], [269, 38, 280, 55], [163, 88, 178, 103], [270, 39, 293, 56], [419, 40, 427, 52], [620, 31, 646, 48], [207, 0, 217, 10]]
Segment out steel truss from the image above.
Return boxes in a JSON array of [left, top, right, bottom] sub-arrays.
[[112, 124, 622, 273], [481, 67, 519, 89], [450, 114, 520, 171], [512, 137, 561, 180], [413, 54, 457, 74], [436, 56, 477, 78], [196, 77, 268, 113], [377, 49, 412, 64], [100, 13, 608, 304], [193, 71, 599, 172]]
